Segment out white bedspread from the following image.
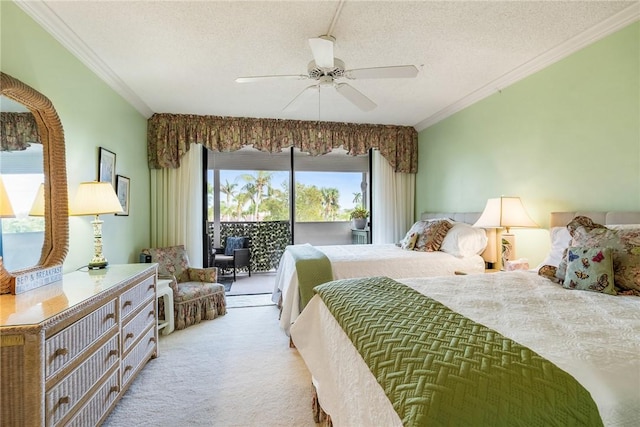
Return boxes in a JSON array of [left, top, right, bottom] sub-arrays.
[[291, 271, 640, 427], [272, 243, 484, 334]]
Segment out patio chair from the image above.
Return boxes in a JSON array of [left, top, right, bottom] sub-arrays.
[[211, 236, 251, 282], [141, 245, 226, 330]]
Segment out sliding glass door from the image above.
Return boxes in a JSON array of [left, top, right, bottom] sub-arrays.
[[205, 147, 370, 273]]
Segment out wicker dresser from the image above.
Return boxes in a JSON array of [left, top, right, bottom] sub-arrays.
[[0, 264, 158, 426]]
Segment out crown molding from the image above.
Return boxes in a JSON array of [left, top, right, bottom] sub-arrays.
[[414, 3, 640, 132], [15, 0, 154, 118]]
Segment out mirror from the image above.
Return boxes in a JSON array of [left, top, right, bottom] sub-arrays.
[[0, 72, 69, 293], [0, 100, 45, 271]]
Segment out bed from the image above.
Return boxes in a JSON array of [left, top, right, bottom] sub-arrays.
[[273, 212, 496, 334], [290, 211, 640, 426]]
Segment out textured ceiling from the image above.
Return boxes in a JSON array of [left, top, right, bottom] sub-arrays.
[[17, 1, 638, 129]]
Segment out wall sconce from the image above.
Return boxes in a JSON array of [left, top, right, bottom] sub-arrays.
[[474, 196, 537, 269], [70, 181, 123, 269]]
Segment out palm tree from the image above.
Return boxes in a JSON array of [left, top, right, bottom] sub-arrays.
[[220, 180, 237, 220], [241, 171, 273, 220], [321, 188, 340, 221]]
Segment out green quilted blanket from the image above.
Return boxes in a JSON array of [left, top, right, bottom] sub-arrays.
[[288, 244, 333, 309], [315, 276, 603, 427]]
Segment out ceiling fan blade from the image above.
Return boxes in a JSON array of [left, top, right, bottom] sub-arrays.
[[308, 36, 334, 68], [345, 65, 418, 80], [335, 83, 376, 112], [283, 84, 319, 112], [236, 74, 308, 83]]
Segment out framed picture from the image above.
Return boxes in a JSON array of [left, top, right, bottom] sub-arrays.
[[98, 147, 116, 188], [115, 175, 130, 216]]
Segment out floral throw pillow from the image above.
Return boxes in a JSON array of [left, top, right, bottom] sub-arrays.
[[400, 232, 419, 250], [569, 226, 640, 291], [563, 247, 616, 295], [414, 219, 453, 252], [400, 221, 429, 247]]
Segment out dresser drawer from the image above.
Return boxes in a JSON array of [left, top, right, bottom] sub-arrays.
[[65, 368, 120, 427], [122, 300, 156, 355], [45, 299, 118, 379], [120, 275, 155, 320], [46, 334, 119, 426], [122, 326, 156, 388]]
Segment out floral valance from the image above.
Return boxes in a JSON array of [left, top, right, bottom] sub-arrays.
[[1, 112, 40, 151], [147, 114, 418, 173]]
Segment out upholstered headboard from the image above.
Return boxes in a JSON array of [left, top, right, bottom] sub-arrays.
[[420, 212, 497, 263], [550, 211, 640, 228]]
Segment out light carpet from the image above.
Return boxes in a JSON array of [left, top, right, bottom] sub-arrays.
[[103, 305, 314, 427]]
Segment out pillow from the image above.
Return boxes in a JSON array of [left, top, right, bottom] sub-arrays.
[[224, 237, 245, 256], [537, 226, 571, 270], [400, 221, 429, 247], [414, 219, 452, 252], [563, 247, 616, 295], [569, 226, 640, 291], [555, 216, 608, 282], [440, 223, 487, 257], [400, 232, 419, 250]]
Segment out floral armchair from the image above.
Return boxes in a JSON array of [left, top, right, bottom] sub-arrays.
[[141, 245, 226, 330]]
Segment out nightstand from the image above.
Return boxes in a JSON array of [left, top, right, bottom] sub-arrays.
[[351, 228, 370, 244]]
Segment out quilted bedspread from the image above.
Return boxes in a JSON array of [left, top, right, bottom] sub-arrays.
[[287, 244, 333, 309], [315, 276, 603, 427]]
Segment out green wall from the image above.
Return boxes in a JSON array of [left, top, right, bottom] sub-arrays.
[[416, 22, 640, 266], [1, 2, 150, 272]]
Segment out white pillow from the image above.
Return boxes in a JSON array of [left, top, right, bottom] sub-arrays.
[[537, 226, 571, 269], [440, 223, 487, 258]]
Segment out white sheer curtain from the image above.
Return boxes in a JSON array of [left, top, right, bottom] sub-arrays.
[[371, 149, 415, 244], [150, 143, 203, 266]]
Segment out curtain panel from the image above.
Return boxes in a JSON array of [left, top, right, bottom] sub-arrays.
[[1, 112, 40, 151], [147, 113, 418, 173]]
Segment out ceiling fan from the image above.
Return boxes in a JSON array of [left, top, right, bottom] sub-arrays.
[[235, 35, 419, 112]]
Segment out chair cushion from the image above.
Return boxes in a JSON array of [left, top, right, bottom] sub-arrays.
[[174, 281, 225, 303], [225, 237, 245, 256]]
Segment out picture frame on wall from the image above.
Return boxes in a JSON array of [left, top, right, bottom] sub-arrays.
[[115, 175, 130, 216], [98, 147, 116, 188]]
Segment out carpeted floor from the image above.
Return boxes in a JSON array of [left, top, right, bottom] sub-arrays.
[[103, 305, 314, 427]]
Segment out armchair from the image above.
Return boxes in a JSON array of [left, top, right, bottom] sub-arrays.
[[211, 236, 251, 282], [141, 245, 226, 331]]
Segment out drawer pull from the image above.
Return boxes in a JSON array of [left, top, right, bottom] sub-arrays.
[[109, 349, 118, 357], [109, 385, 120, 394], [148, 284, 155, 290], [126, 332, 135, 339], [149, 310, 155, 317], [59, 396, 70, 405], [105, 313, 115, 320], [123, 301, 133, 308], [54, 348, 68, 357], [124, 365, 133, 372]]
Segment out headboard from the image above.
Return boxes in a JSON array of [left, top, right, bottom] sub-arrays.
[[421, 212, 497, 264], [550, 211, 640, 228]]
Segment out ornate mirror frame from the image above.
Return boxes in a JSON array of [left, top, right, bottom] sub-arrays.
[[0, 72, 69, 293]]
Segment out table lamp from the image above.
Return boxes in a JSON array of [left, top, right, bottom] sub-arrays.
[[70, 181, 123, 269], [0, 176, 15, 259], [474, 196, 537, 269], [28, 183, 45, 216]]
